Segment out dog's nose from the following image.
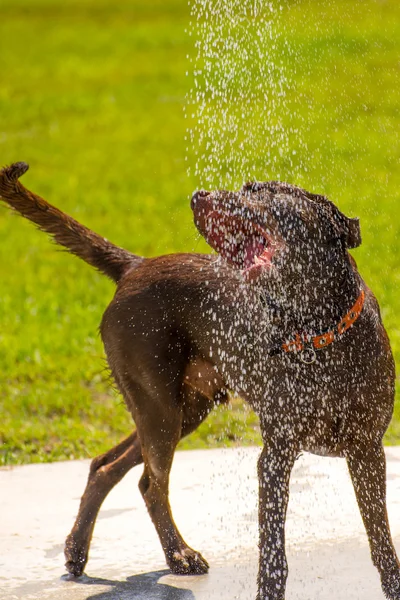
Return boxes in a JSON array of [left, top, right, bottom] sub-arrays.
[[191, 190, 210, 211]]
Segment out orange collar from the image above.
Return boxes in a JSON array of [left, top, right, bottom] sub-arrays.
[[281, 290, 365, 363]]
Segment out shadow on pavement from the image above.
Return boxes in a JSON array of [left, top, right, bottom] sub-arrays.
[[69, 570, 196, 600]]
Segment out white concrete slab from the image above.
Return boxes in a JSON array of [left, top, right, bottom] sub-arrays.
[[0, 447, 399, 599]]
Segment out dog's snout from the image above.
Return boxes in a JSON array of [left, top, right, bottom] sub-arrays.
[[191, 190, 210, 211]]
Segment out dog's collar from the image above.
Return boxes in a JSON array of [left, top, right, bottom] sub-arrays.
[[266, 289, 365, 364]]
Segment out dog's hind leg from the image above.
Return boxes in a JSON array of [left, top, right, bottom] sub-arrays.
[[65, 431, 143, 576], [125, 357, 227, 575], [135, 393, 210, 575], [65, 358, 225, 577], [346, 443, 400, 599]]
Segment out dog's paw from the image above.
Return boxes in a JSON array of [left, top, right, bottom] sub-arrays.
[[64, 534, 88, 577], [167, 547, 209, 575], [382, 570, 400, 599]]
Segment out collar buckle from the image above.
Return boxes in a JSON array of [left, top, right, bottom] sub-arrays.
[[299, 346, 317, 365]]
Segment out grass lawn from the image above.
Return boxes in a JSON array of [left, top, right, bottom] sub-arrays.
[[0, 0, 399, 464]]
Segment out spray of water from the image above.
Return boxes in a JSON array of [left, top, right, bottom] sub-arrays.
[[186, 0, 305, 190]]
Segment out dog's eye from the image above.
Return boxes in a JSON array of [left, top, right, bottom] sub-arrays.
[[297, 209, 308, 223]]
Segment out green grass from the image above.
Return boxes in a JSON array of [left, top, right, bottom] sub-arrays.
[[0, 0, 399, 464]]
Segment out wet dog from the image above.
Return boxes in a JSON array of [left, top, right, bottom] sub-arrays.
[[0, 162, 399, 599]]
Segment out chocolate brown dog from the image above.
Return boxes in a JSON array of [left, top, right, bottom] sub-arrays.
[[0, 162, 399, 599]]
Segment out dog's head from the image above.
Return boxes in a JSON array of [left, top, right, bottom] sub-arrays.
[[191, 181, 361, 304]]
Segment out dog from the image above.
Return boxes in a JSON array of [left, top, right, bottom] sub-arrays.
[[0, 162, 399, 599]]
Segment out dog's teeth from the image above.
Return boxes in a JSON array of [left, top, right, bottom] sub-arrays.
[[254, 253, 269, 265]]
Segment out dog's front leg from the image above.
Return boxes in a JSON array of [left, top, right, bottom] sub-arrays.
[[347, 443, 400, 599], [256, 441, 297, 600]]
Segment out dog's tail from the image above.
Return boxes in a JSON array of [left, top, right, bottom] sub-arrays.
[[0, 162, 142, 283]]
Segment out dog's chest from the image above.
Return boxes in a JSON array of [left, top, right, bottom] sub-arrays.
[[211, 320, 355, 448]]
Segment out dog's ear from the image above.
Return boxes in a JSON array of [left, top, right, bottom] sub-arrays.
[[343, 216, 361, 249], [313, 196, 362, 249], [327, 202, 362, 249]]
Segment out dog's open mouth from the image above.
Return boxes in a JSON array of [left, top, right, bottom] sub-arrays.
[[202, 209, 279, 281]]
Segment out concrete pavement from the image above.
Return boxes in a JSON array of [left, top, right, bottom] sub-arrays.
[[1, 446, 399, 600]]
